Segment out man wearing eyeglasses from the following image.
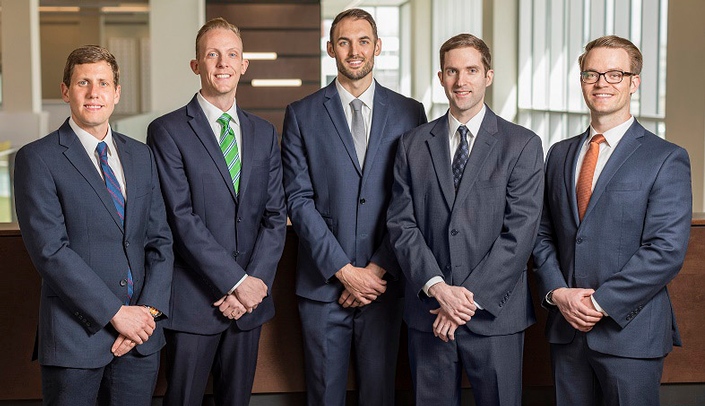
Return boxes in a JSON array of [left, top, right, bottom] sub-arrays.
[[533, 35, 692, 406]]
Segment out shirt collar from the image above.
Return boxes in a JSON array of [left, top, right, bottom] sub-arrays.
[[335, 78, 376, 109], [69, 117, 116, 156], [448, 104, 486, 139], [589, 116, 634, 148], [196, 92, 239, 127]]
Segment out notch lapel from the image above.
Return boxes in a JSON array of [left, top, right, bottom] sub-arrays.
[[59, 121, 123, 231], [427, 116, 454, 210], [237, 107, 254, 199], [186, 96, 238, 203], [565, 131, 588, 226], [323, 83, 362, 176], [361, 82, 389, 185], [114, 133, 133, 232], [453, 112, 497, 210]]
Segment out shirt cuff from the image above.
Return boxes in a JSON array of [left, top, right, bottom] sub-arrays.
[[227, 274, 248, 295], [422, 276, 445, 297], [591, 295, 608, 316]]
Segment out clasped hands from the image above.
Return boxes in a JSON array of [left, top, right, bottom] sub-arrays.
[[110, 305, 156, 357], [428, 282, 477, 343], [336, 262, 387, 308], [213, 275, 268, 321], [551, 287, 603, 332]]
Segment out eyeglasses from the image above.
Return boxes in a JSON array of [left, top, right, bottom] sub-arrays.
[[580, 70, 636, 84]]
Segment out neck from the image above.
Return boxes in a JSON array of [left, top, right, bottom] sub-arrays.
[[590, 112, 632, 134], [201, 90, 236, 112], [337, 74, 373, 98]]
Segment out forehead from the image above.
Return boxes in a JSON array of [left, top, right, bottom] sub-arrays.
[[332, 17, 374, 40], [582, 47, 631, 69], [199, 28, 243, 52], [71, 61, 114, 80], [443, 46, 483, 67]]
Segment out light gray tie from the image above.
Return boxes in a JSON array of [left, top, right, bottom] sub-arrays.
[[350, 99, 367, 167]]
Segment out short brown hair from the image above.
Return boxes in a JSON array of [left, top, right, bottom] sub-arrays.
[[439, 34, 492, 73], [329, 8, 378, 43], [195, 17, 242, 58], [578, 35, 643, 74], [62, 45, 119, 87]]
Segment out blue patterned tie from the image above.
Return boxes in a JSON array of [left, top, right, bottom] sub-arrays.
[[96, 141, 133, 303], [451, 125, 470, 191]]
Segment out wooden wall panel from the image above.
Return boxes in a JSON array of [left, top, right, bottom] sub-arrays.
[[206, 2, 321, 132]]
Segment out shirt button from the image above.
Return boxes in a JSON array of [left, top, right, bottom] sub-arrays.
[[119, 279, 127, 287]]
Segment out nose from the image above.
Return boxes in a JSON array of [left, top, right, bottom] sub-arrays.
[[216, 54, 228, 68]]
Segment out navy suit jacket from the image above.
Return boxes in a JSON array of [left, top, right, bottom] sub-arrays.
[[147, 95, 286, 334], [533, 120, 692, 358], [387, 108, 544, 335], [15, 119, 173, 368], [281, 81, 427, 302]]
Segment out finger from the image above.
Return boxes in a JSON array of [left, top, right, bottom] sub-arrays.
[[112, 336, 127, 353], [448, 324, 457, 341]]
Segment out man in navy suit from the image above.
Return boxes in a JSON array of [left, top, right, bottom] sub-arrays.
[[15, 45, 173, 405], [533, 35, 692, 406], [387, 34, 544, 406], [281, 8, 427, 406], [147, 18, 286, 405]]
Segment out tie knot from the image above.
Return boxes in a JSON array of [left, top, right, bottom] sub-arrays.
[[217, 113, 232, 127], [457, 125, 469, 141], [96, 141, 108, 159], [591, 134, 606, 145], [350, 99, 364, 112]]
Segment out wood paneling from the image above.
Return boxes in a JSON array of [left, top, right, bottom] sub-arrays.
[[208, 4, 320, 29], [246, 58, 320, 82], [241, 31, 320, 56], [237, 84, 320, 109]]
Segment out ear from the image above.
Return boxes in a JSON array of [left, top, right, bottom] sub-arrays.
[[60, 83, 70, 103], [326, 41, 335, 58], [113, 84, 121, 105], [485, 69, 494, 87], [240, 58, 249, 76], [374, 38, 382, 56], [437, 70, 443, 84], [629, 74, 641, 95], [190, 59, 199, 75]]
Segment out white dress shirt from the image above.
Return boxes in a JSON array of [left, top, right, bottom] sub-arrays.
[[336, 78, 375, 144]]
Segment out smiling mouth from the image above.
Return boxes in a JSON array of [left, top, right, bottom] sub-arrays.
[[215, 74, 232, 79], [84, 105, 104, 110]]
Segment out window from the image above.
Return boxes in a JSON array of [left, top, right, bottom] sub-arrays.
[[518, 0, 669, 150]]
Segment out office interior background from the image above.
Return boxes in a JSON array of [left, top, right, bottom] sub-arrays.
[[0, 0, 704, 404]]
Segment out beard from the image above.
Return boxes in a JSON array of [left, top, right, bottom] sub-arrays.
[[336, 57, 375, 81]]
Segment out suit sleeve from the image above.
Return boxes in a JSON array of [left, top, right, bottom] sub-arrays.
[[387, 133, 446, 295], [593, 147, 691, 328], [147, 120, 245, 296], [369, 102, 428, 279], [462, 135, 545, 317], [14, 146, 123, 335], [531, 145, 570, 303], [241, 125, 287, 289], [136, 147, 174, 316], [281, 104, 352, 283]]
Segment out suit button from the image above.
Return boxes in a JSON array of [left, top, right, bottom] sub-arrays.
[[124, 241, 130, 247], [86, 322, 91, 327], [232, 251, 239, 258], [576, 238, 583, 244], [450, 229, 458, 236], [237, 217, 242, 223], [360, 198, 366, 204], [119, 279, 127, 287]]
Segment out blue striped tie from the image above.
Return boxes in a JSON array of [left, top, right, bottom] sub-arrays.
[[96, 141, 133, 304]]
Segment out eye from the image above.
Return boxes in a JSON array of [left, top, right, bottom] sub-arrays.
[[229, 52, 238, 58], [607, 71, 622, 80], [77, 80, 88, 86], [360, 40, 369, 45], [207, 51, 218, 58], [469, 67, 478, 74], [338, 40, 348, 46], [446, 68, 457, 75]]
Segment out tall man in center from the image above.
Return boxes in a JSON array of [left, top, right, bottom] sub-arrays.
[[281, 8, 427, 406], [387, 34, 544, 405], [147, 18, 287, 405]]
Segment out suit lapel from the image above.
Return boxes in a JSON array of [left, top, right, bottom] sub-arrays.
[[565, 131, 588, 226], [453, 110, 497, 210], [237, 107, 254, 199], [323, 83, 362, 176], [582, 122, 643, 222], [114, 133, 132, 233], [361, 82, 389, 185], [59, 121, 123, 231], [426, 115, 454, 210], [186, 96, 238, 203]]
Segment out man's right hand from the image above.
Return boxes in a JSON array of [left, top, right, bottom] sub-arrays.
[[109, 305, 155, 344], [428, 282, 476, 326], [335, 263, 387, 305], [551, 287, 603, 332]]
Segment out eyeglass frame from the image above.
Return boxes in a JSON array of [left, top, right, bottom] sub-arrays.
[[580, 70, 637, 84]]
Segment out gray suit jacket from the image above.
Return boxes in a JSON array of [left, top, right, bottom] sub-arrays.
[[282, 80, 427, 302], [533, 120, 692, 358], [15, 119, 173, 368], [388, 107, 544, 335]]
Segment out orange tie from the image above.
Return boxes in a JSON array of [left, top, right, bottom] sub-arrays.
[[576, 134, 606, 221]]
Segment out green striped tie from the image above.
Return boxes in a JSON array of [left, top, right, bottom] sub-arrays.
[[217, 113, 241, 195]]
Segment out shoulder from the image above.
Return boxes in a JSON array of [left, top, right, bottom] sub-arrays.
[[287, 86, 329, 111], [400, 117, 440, 145], [149, 105, 189, 129]]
